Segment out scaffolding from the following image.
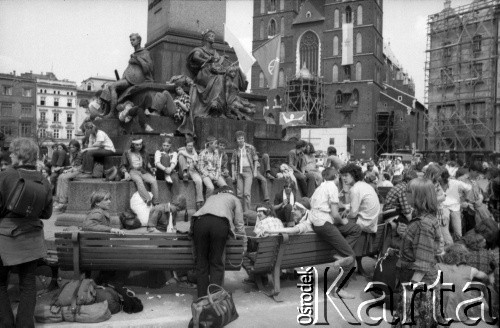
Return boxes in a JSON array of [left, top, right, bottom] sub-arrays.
[[284, 76, 325, 126], [424, 0, 499, 153]]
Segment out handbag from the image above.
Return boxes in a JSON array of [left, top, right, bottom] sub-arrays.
[[3, 170, 49, 219], [188, 284, 239, 328]]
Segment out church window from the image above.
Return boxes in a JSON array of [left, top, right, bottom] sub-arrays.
[[268, 19, 277, 37], [259, 71, 265, 88], [357, 5, 363, 25], [356, 33, 362, 53], [333, 36, 339, 56], [355, 62, 362, 81], [345, 6, 352, 24], [332, 65, 339, 82], [334, 9, 340, 28], [299, 31, 319, 75]]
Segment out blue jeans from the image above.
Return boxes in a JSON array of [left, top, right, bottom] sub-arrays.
[[0, 259, 38, 328]]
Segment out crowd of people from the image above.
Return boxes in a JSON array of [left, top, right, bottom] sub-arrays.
[[0, 133, 499, 326]]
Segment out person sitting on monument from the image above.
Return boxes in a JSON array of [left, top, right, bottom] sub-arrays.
[[54, 139, 84, 212], [105, 33, 153, 117], [198, 136, 227, 200], [120, 138, 159, 206], [80, 122, 116, 177], [273, 178, 297, 227], [79, 89, 104, 135], [173, 81, 191, 123], [116, 100, 154, 132], [186, 29, 228, 117], [288, 139, 316, 197], [217, 138, 233, 187], [49, 143, 70, 192], [177, 136, 204, 209], [231, 131, 259, 212], [225, 66, 255, 120], [154, 136, 178, 184]]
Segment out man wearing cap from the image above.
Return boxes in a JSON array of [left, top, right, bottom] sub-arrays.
[[198, 136, 227, 200], [231, 131, 259, 212], [191, 185, 246, 297], [120, 138, 159, 206]]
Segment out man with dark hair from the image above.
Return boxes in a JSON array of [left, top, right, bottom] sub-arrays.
[[326, 146, 344, 170], [231, 131, 259, 212], [288, 140, 315, 197]]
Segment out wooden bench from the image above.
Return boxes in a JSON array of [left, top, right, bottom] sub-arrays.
[[55, 232, 245, 279], [243, 223, 391, 301]]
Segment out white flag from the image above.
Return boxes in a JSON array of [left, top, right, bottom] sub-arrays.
[[342, 23, 354, 66], [224, 24, 256, 75]]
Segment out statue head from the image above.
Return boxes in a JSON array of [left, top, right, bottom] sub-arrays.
[[201, 29, 216, 45], [129, 33, 142, 47]]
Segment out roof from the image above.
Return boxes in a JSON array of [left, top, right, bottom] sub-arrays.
[[383, 42, 401, 69], [293, 0, 324, 25], [81, 76, 115, 82]]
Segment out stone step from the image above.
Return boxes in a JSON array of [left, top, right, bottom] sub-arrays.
[[55, 177, 290, 227]]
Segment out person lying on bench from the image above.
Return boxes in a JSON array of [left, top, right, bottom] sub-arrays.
[[262, 171, 360, 300]]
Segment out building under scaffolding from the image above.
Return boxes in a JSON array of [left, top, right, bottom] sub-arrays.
[[284, 68, 325, 126], [424, 0, 500, 156]]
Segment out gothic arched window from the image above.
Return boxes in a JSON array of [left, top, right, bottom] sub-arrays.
[[356, 33, 362, 53], [260, 20, 265, 39], [333, 36, 339, 56], [357, 5, 363, 25], [334, 9, 340, 28], [268, 19, 277, 37], [345, 6, 352, 24], [355, 62, 362, 81], [281, 17, 285, 35], [332, 65, 339, 82], [299, 31, 319, 75]]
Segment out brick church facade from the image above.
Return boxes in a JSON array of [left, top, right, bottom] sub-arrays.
[[251, 0, 425, 160]]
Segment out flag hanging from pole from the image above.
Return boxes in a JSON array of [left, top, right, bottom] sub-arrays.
[[342, 23, 353, 66], [253, 35, 281, 89], [224, 24, 256, 75]]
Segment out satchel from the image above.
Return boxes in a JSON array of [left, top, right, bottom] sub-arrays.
[[188, 284, 239, 328], [3, 170, 49, 219], [119, 210, 141, 230], [53, 279, 96, 307], [61, 300, 111, 323], [34, 305, 63, 323]]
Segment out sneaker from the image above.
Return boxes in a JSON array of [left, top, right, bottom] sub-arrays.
[[165, 175, 173, 184], [144, 124, 154, 132], [124, 116, 132, 123], [147, 227, 162, 233], [182, 172, 189, 182], [144, 108, 152, 116]]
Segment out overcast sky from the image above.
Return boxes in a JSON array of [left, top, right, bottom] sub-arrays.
[[0, 0, 472, 101]]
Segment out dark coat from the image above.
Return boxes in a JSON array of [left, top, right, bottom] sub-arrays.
[[0, 165, 52, 265]]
